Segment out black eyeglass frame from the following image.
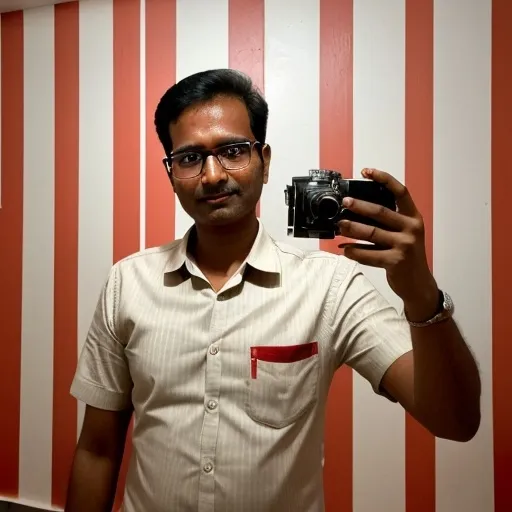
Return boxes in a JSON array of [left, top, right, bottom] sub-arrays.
[[162, 140, 263, 180]]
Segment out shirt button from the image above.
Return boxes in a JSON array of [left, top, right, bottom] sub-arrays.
[[207, 400, 218, 410], [209, 345, 219, 355], [203, 462, 213, 473]]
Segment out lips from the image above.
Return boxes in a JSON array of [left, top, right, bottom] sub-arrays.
[[202, 192, 234, 203]]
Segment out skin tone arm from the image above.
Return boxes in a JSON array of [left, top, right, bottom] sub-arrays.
[[381, 317, 481, 442], [65, 405, 132, 511], [339, 168, 481, 442]]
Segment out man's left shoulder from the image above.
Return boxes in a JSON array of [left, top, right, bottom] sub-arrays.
[[272, 238, 354, 274]]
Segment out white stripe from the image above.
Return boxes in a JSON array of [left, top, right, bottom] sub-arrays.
[[352, 1, 406, 511], [140, 0, 146, 250], [6, 496, 62, 511], [77, 0, 114, 436], [174, 0, 229, 240], [433, 1, 494, 510], [261, 0, 320, 252], [19, 5, 55, 503]]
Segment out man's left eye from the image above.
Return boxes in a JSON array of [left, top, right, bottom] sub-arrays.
[[224, 147, 241, 157]]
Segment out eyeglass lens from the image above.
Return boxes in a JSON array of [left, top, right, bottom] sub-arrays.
[[170, 142, 254, 178]]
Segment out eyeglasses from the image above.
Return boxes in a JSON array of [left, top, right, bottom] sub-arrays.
[[163, 140, 262, 179]]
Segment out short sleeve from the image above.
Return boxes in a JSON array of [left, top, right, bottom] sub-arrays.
[[328, 259, 413, 401], [70, 264, 133, 411]]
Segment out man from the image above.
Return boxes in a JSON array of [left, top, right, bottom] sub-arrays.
[[65, 69, 481, 512]]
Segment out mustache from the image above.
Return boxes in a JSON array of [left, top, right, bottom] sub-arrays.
[[196, 185, 240, 200]]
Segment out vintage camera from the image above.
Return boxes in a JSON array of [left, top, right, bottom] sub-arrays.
[[284, 169, 396, 239]]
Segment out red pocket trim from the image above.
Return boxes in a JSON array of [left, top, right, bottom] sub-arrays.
[[250, 342, 318, 378]]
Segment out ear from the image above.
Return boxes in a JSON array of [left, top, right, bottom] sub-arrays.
[[166, 166, 177, 192], [261, 144, 271, 184], [164, 156, 177, 192]]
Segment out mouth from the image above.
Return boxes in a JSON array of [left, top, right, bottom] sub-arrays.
[[203, 192, 234, 204]]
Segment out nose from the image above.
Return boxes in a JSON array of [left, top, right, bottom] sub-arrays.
[[201, 154, 228, 185]]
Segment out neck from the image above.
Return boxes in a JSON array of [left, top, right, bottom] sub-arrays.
[[191, 213, 259, 277]]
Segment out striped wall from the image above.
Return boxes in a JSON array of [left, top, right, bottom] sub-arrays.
[[0, 0, 509, 510]]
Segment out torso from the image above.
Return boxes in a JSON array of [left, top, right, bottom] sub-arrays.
[[118, 240, 342, 512]]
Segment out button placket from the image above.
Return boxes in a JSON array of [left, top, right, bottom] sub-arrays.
[[197, 293, 228, 512]]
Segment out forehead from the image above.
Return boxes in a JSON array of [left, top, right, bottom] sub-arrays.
[[169, 95, 254, 149]]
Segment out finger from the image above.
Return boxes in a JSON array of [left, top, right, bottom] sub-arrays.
[[337, 235, 357, 247], [338, 219, 396, 247], [339, 242, 386, 251], [341, 197, 404, 231], [361, 168, 417, 217], [341, 244, 392, 267]]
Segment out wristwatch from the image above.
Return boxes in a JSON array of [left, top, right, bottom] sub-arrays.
[[406, 290, 454, 328]]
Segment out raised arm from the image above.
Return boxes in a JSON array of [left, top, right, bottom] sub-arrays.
[[337, 167, 480, 441]]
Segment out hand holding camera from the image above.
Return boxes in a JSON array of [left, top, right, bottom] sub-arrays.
[[284, 168, 396, 239], [285, 167, 438, 310]]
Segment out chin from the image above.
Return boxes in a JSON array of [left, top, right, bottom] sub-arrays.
[[196, 206, 256, 228]]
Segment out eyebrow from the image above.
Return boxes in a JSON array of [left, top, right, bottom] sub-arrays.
[[172, 137, 251, 154]]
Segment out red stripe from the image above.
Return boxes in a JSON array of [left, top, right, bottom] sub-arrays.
[[145, 0, 176, 248], [319, 1, 353, 511], [228, 0, 265, 214], [114, 0, 141, 263], [492, 0, 512, 510], [0, 11, 24, 499], [112, 0, 142, 509], [404, 1, 435, 510], [52, 3, 79, 507]]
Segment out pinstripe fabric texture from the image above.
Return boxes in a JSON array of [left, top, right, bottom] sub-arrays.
[[70, 220, 412, 512]]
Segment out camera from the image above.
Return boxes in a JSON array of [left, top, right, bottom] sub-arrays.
[[284, 169, 396, 239]]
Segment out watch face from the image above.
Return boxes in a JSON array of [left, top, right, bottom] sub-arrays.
[[442, 291, 454, 313]]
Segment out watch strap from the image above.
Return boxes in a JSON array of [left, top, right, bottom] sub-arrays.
[[406, 290, 454, 328]]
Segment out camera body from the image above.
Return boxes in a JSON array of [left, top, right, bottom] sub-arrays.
[[284, 169, 396, 239]]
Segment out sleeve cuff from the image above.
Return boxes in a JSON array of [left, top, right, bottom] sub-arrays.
[[372, 345, 413, 402], [70, 376, 132, 411]]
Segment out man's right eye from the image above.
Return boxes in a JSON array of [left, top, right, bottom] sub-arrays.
[[177, 153, 201, 166]]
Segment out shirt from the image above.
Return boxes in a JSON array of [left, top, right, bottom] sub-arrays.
[[70, 219, 413, 512]]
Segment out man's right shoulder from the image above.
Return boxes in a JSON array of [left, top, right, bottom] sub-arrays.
[[112, 238, 185, 274]]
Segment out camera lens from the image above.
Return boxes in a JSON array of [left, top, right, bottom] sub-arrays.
[[316, 195, 339, 220]]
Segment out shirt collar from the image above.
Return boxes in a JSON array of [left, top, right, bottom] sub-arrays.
[[245, 219, 282, 274], [163, 219, 282, 276]]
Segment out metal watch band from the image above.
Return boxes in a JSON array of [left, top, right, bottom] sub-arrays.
[[406, 290, 454, 328]]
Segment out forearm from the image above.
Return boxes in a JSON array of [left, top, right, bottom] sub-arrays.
[[65, 447, 123, 512], [410, 317, 481, 441]]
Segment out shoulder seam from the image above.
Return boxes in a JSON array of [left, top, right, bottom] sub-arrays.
[[272, 239, 341, 263], [109, 264, 124, 345], [326, 257, 358, 326], [115, 239, 182, 265]]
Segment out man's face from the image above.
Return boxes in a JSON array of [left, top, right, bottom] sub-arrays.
[[168, 95, 270, 227]]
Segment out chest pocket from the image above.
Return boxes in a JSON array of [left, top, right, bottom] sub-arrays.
[[246, 342, 320, 428]]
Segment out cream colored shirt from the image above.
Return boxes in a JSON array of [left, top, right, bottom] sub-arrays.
[[70, 220, 413, 512]]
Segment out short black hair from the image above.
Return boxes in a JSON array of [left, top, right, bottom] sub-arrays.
[[154, 68, 269, 155]]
